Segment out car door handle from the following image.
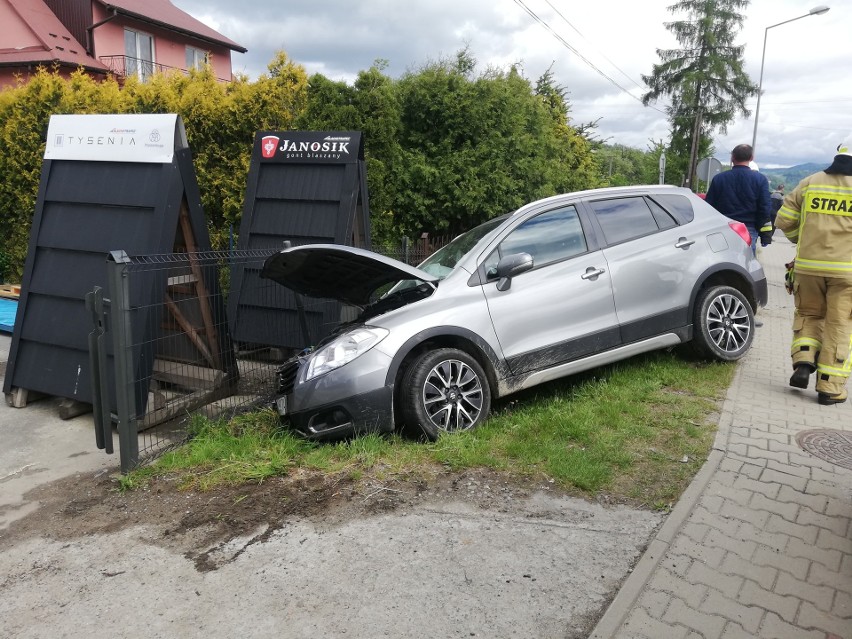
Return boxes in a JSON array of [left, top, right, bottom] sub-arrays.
[[581, 267, 606, 280], [675, 237, 695, 250]]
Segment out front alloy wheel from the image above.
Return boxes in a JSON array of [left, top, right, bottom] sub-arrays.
[[401, 348, 491, 441]]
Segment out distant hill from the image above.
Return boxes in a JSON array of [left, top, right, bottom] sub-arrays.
[[762, 163, 828, 189]]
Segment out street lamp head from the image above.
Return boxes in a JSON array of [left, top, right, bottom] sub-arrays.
[[809, 6, 830, 15]]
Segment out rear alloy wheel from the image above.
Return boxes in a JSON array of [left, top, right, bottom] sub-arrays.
[[401, 348, 491, 441], [692, 285, 754, 361]]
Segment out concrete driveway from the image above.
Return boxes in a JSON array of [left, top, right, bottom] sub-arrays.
[[0, 332, 663, 638], [0, 333, 117, 530]]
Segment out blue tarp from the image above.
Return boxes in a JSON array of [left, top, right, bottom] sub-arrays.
[[0, 297, 17, 333]]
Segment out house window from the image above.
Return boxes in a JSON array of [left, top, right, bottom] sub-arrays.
[[186, 46, 208, 70], [124, 28, 154, 81]]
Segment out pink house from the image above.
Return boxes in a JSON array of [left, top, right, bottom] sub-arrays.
[[0, 0, 246, 88]]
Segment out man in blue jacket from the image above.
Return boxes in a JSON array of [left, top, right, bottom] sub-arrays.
[[705, 144, 773, 256]]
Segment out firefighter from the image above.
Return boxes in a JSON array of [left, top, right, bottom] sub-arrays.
[[776, 137, 852, 405]]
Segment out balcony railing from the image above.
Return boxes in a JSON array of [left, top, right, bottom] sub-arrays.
[[99, 55, 231, 82], [100, 54, 173, 81]]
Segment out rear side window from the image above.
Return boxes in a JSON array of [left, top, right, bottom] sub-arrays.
[[648, 198, 678, 230], [650, 194, 695, 224], [589, 197, 658, 245]]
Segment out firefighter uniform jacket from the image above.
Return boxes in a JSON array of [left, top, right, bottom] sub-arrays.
[[776, 171, 852, 278]]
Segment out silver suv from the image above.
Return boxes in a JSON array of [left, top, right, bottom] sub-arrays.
[[262, 185, 767, 440]]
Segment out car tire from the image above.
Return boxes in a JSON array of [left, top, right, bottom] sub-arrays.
[[400, 348, 491, 441], [692, 285, 754, 361]]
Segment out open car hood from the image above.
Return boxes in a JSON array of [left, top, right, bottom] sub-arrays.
[[260, 244, 440, 307]]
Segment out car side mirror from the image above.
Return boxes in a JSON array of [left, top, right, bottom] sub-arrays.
[[495, 252, 534, 291]]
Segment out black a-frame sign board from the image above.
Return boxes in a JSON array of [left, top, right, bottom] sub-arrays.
[[228, 131, 371, 350], [3, 114, 236, 420]]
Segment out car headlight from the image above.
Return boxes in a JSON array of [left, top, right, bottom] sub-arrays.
[[305, 326, 389, 381]]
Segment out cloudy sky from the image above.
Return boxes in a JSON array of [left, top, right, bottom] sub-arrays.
[[173, 0, 849, 169]]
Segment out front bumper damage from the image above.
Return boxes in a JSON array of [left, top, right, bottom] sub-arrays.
[[273, 351, 396, 440]]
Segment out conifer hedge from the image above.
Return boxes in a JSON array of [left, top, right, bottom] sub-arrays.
[[0, 51, 600, 280]]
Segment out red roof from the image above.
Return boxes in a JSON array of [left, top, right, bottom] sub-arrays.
[[0, 0, 108, 71], [98, 0, 246, 52]]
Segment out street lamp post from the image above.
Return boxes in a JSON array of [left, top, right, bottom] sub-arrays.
[[751, 5, 830, 156]]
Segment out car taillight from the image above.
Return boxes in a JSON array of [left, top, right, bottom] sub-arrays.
[[729, 221, 752, 246]]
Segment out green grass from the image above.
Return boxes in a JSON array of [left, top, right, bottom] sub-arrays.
[[126, 349, 735, 508]]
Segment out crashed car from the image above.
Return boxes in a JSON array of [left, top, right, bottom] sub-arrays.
[[261, 185, 768, 441]]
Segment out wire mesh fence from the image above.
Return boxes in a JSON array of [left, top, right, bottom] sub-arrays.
[[375, 234, 452, 266], [95, 249, 342, 470], [92, 236, 450, 472]]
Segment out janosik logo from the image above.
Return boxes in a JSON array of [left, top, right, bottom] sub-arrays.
[[261, 135, 280, 158]]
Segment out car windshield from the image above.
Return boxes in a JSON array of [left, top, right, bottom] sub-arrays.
[[417, 216, 505, 279], [379, 216, 505, 300]]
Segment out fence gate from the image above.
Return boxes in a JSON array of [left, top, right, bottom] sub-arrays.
[[88, 249, 316, 472]]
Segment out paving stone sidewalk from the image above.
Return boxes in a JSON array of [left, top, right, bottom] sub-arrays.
[[591, 237, 852, 639]]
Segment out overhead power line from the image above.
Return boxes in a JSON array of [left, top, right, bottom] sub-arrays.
[[541, 0, 646, 92], [511, 0, 668, 115]]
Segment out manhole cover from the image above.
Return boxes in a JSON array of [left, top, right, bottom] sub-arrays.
[[796, 429, 852, 471]]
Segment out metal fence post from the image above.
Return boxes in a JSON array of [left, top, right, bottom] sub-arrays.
[[107, 250, 138, 473], [86, 286, 113, 454]]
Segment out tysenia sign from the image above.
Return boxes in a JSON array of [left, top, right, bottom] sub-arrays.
[[44, 114, 188, 163]]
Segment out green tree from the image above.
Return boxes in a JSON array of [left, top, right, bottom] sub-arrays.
[[296, 61, 402, 246], [350, 63, 402, 244], [533, 68, 601, 194], [393, 50, 598, 237], [663, 105, 714, 188], [642, 0, 757, 189], [597, 144, 647, 186], [645, 139, 680, 186], [595, 140, 688, 188], [0, 68, 128, 275], [295, 74, 359, 130]]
